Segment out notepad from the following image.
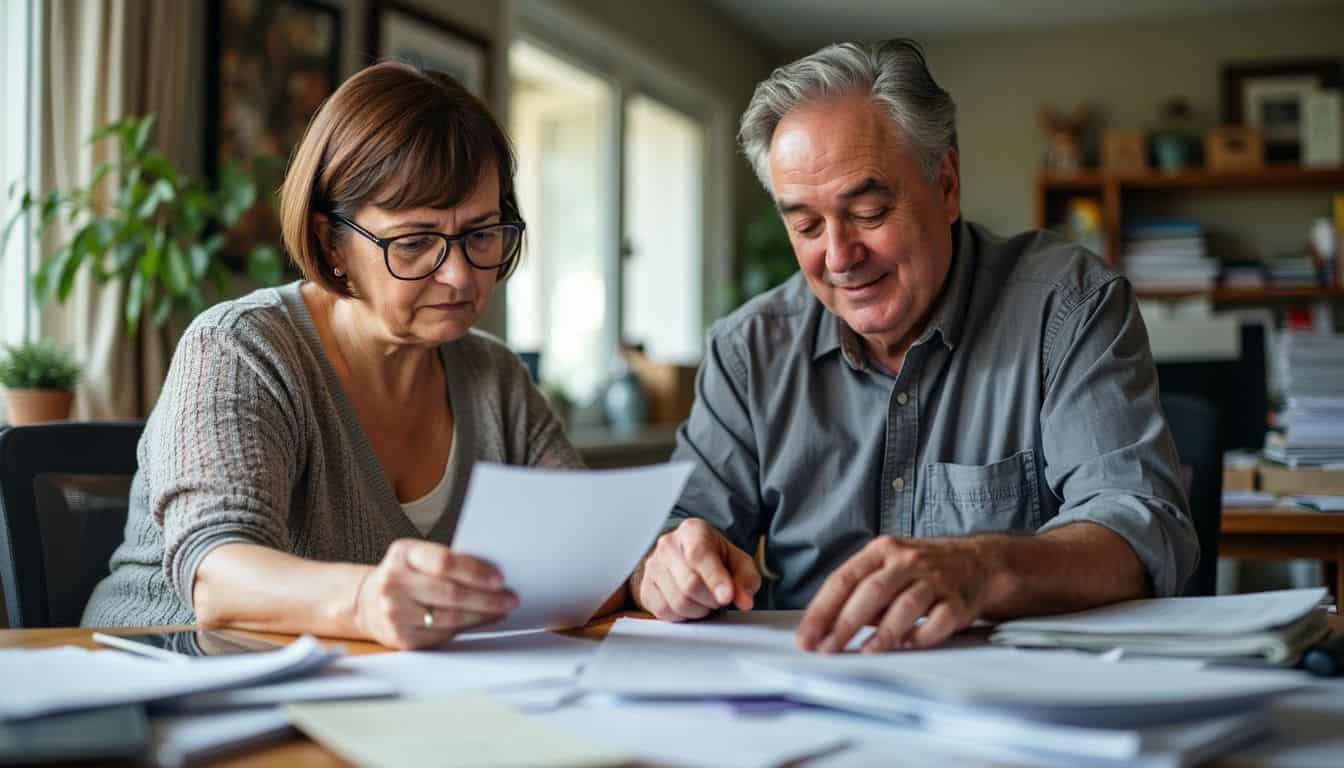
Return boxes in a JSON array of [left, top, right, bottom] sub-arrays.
[[288, 695, 626, 768], [990, 588, 1330, 664]]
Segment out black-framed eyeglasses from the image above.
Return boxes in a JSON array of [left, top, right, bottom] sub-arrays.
[[328, 212, 525, 280]]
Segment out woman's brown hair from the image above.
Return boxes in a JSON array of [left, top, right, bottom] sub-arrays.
[[280, 61, 522, 296]]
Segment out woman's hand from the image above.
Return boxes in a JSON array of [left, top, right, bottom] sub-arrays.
[[353, 538, 518, 649]]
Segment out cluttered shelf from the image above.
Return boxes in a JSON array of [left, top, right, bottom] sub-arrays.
[[1038, 166, 1344, 192], [1136, 286, 1344, 302]]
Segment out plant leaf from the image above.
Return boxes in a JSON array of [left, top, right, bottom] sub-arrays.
[[188, 242, 210, 278], [139, 230, 162, 281], [152, 290, 174, 326], [132, 115, 156, 157], [206, 258, 232, 297], [218, 160, 257, 225], [125, 269, 145, 335], [88, 118, 131, 145], [246, 244, 283, 285], [164, 238, 191, 296]]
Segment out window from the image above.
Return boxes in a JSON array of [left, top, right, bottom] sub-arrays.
[[0, 0, 35, 347], [623, 95, 704, 365], [506, 9, 729, 405], [508, 42, 617, 403]]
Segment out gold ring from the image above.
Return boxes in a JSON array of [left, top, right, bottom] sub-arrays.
[[422, 607, 435, 630]]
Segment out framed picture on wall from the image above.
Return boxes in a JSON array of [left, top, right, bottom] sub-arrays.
[[1221, 58, 1342, 164], [205, 0, 342, 272], [367, 1, 490, 99]]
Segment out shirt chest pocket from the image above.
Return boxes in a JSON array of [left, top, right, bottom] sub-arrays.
[[918, 449, 1042, 537]]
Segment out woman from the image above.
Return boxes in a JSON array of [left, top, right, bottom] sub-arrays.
[[82, 62, 582, 649]]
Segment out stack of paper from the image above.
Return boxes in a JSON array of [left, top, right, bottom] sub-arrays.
[[577, 612, 1307, 767], [0, 635, 337, 721], [743, 652, 1286, 767], [1269, 335, 1344, 466], [990, 588, 1330, 665]]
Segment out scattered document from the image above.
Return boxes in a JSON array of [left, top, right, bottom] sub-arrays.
[[337, 630, 598, 699], [795, 705, 1268, 768], [991, 588, 1330, 664], [541, 701, 850, 768], [994, 588, 1327, 636], [288, 694, 626, 768], [151, 708, 293, 768], [155, 665, 397, 713], [1288, 495, 1344, 512], [0, 635, 335, 720], [453, 462, 693, 632], [1221, 489, 1278, 507], [741, 646, 1307, 728], [579, 612, 874, 697]]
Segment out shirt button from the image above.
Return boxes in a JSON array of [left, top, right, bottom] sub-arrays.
[[896, 392, 910, 406], [892, 477, 905, 492]]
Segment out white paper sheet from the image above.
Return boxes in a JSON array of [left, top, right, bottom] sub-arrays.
[[0, 636, 335, 720], [541, 701, 850, 768], [452, 462, 693, 632], [794, 707, 1267, 768], [578, 612, 874, 697], [151, 708, 293, 768], [156, 665, 397, 713], [743, 646, 1308, 727], [289, 695, 626, 768], [994, 588, 1327, 635], [338, 630, 598, 698]]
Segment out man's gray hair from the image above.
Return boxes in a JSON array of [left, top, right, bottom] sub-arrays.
[[739, 39, 957, 194]]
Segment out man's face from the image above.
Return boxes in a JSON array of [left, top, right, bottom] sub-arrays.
[[770, 94, 960, 357]]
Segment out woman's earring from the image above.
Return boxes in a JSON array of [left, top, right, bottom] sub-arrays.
[[333, 266, 344, 278]]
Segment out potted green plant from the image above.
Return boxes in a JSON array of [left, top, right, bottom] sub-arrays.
[[2, 114, 284, 335], [0, 338, 81, 424]]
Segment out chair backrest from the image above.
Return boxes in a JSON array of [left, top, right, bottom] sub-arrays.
[[0, 420, 144, 628], [1159, 394, 1221, 597]]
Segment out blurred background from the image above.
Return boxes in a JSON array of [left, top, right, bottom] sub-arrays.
[[2, 1, 1344, 595]]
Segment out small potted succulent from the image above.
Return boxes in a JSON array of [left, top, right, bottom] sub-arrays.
[[0, 338, 82, 424]]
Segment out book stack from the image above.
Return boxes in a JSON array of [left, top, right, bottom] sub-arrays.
[[1121, 218, 1218, 292], [1267, 332, 1344, 467], [1266, 251, 1322, 288]]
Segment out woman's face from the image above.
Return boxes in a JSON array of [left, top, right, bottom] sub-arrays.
[[327, 171, 507, 347]]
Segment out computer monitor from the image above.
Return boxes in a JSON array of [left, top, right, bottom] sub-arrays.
[[1154, 323, 1267, 453]]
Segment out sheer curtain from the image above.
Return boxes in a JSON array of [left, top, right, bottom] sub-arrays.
[[39, 0, 199, 418]]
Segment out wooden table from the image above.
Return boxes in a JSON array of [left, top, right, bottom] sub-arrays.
[[5, 613, 1343, 767], [1222, 506, 1344, 601], [0, 616, 626, 767]]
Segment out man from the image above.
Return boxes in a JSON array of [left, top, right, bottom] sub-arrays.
[[627, 39, 1198, 654]]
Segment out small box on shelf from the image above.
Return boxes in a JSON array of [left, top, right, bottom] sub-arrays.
[[1103, 130, 1147, 174], [1205, 127, 1264, 173]]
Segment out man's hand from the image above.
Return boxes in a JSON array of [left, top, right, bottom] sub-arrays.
[[631, 519, 761, 621], [797, 535, 1005, 653]]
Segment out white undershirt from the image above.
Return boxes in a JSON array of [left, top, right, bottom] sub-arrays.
[[399, 446, 454, 535]]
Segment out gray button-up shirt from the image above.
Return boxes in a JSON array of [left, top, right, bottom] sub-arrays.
[[668, 220, 1198, 608]]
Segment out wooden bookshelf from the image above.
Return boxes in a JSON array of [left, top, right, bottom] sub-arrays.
[[1038, 166, 1344, 194], [1035, 165, 1344, 303], [1134, 286, 1344, 303]]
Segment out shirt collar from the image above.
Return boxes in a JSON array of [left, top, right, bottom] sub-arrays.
[[811, 219, 975, 369]]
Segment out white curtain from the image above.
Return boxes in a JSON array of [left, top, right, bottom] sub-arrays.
[[39, 0, 199, 418]]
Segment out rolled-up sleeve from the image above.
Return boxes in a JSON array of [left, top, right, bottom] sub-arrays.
[[153, 327, 299, 610], [1036, 277, 1199, 596], [666, 327, 765, 554]]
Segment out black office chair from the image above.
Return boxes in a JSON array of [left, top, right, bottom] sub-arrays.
[[0, 420, 144, 628], [1159, 394, 1222, 597]]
